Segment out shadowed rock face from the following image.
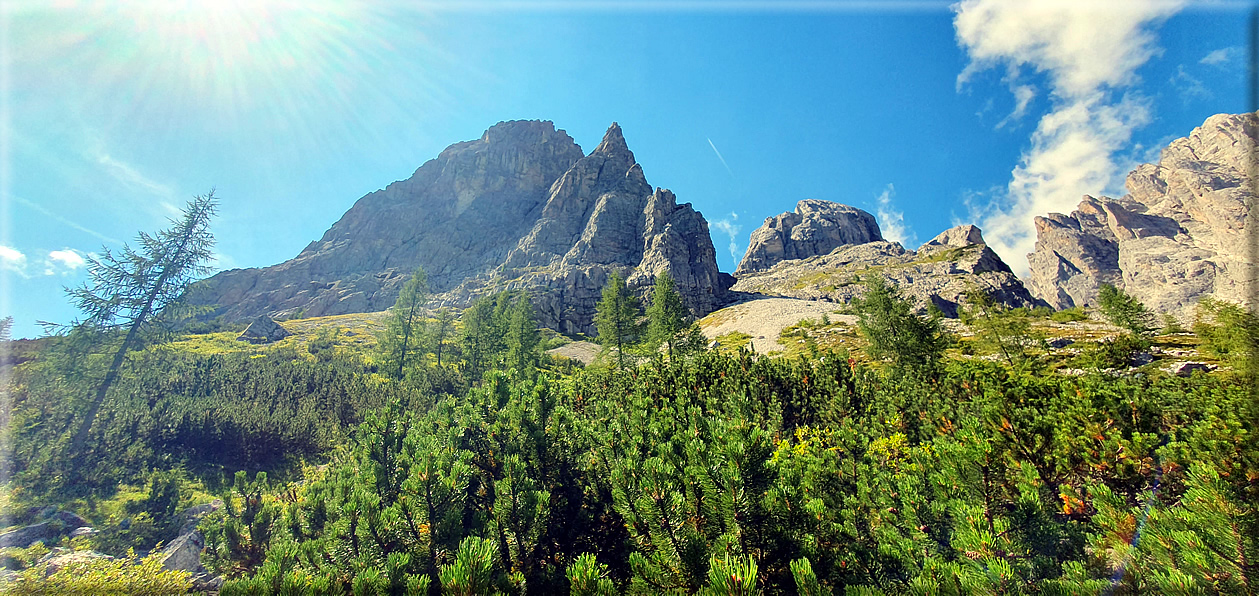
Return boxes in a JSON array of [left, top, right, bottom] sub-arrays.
[[191, 120, 730, 334], [437, 124, 731, 334], [735, 200, 882, 275], [1027, 112, 1256, 319]]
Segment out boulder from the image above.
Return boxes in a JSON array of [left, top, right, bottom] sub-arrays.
[[736, 200, 882, 275], [39, 549, 113, 576], [159, 530, 206, 575], [1165, 361, 1215, 376], [68, 527, 96, 539], [0, 523, 56, 548], [176, 500, 223, 536], [236, 315, 291, 344]]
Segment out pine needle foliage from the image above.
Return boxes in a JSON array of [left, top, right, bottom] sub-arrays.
[[63, 191, 219, 455], [852, 276, 947, 369], [595, 271, 642, 371], [1097, 284, 1157, 337], [378, 267, 431, 380]]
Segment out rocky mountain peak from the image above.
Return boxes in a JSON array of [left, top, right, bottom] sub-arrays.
[[735, 201, 882, 275], [919, 224, 985, 250], [478, 119, 569, 146], [593, 122, 632, 159], [1027, 111, 1255, 319], [191, 120, 728, 334]]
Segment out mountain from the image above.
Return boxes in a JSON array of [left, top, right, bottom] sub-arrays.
[[732, 205, 1042, 316], [735, 200, 882, 275], [1026, 112, 1255, 320], [191, 121, 730, 334]]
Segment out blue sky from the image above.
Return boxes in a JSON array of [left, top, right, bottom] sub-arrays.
[[2, 1, 1252, 339]]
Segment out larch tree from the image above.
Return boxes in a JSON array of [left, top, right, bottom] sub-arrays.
[[378, 267, 431, 380], [595, 271, 642, 371], [67, 191, 219, 454], [504, 293, 541, 375], [430, 307, 456, 367], [852, 275, 947, 369], [646, 270, 701, 361]]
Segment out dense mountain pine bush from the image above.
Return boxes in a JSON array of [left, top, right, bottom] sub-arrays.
[[3, 285, 1255, 594]]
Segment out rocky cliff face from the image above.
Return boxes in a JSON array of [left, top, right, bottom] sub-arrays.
[[192, 121, 730, 333], [732, 216, 1043, 317], [1027, 112, 1255, 319], [735, 200, 882, 275]]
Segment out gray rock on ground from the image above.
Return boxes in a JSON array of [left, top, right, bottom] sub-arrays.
[[236, 315, 291, 344], [38, 549, 114, 576], [0, 510, 90, 548], [159, 530, 206, 575]]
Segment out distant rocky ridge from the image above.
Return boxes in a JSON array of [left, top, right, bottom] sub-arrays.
[[733, 212, 1043, 316], [191, 121, 730, 334], [736, 200, 882, 275], [1027, 112, 1255, 320]]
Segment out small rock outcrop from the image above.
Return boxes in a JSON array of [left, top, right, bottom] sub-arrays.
[[192, 121, 729, 335], [236, 315, 291, 344], [1027, 112, 1255, 319], [733, 221, 1042, 317], [920, 224, 985, 249], [736, 200, 882, 275], [0, 510, 89, 548]]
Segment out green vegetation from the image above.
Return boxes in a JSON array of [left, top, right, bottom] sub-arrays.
[[960, 289, 1043, 367], [1097, 284, 1157, 337], [4, 549, 192, 595], [377, 267, 432, 380], [1050, 306, 1089, 323], [1194, 296, 1259, 371], [594, 271, 642, 371], [60, 191, 219, 456], [645, 271, 705, 361], [5, 238, 1257, 594], [851, 276, 947, 368]]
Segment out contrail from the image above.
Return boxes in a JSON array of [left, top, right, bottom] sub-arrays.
[[707, 138, 736, 179], [13, 196, 121, 245]]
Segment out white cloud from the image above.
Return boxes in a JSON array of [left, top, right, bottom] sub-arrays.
[[1200, 46, 1240, 66], [711, 212, 743, 261], [96, 151, 175, 198], [954, 0, 1183, 276], [0, 245, 28, 278], [996, 82, 1037, 128], [874, 184, 915, 247], [1170, 64, 1211, 103], [45, 248, 88, 276]]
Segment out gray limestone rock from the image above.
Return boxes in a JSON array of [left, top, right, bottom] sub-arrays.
[[1027, 112, 1256, 319], [236, 315, 291, 344], [732, 231, 1042, 317], [193, 120, 585, 322], [0, 523, 56, 548], [159, 529, 206, 575], [192, 121, 729, 335], [39, 550, 114, 576], [920, 224, 985, 250], [736, 200, 882, 275]]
